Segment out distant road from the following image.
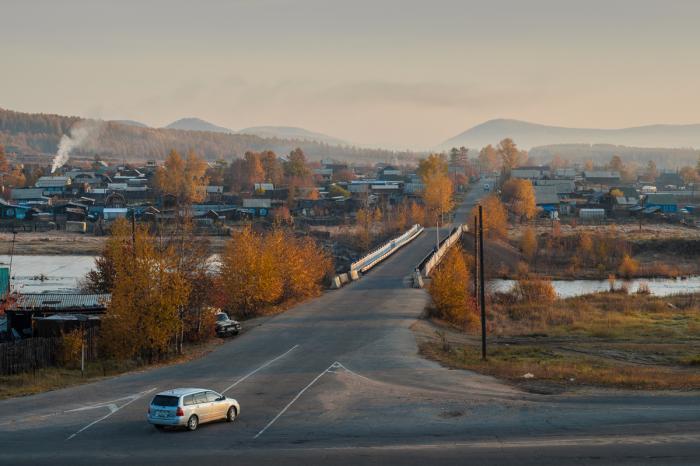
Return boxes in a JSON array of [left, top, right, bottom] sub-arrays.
[[1, 178, 699, 465]]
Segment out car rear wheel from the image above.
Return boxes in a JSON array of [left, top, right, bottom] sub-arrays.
[[226, 406, 237, 422], [187, 415, 199, 431]]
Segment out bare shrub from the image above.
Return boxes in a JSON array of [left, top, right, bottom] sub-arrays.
[[512, 278, 557, 303]]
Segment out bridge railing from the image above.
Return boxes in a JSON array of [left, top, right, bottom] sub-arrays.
[[331, 224, 424, 289], [419, 224, 468, 279], [350, 224, 424, 274]]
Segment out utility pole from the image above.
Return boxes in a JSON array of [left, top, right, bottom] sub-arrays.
[[131, 211, 136, 259], [478, 204, 487, 360], [473, 215, 478, 299]]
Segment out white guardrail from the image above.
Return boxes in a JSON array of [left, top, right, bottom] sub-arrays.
[[420, 224, 468, 279], [331, 224, 424, 289]]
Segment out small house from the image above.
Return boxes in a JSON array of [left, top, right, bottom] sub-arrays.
[[5, 293, 110, 338], [643, 193, 677, 213]]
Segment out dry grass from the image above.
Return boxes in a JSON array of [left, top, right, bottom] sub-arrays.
[[489, 291, 700, 340], [417, 291, 700, 392], [0, 338, 223, 400], [421, 341, 700, 390]]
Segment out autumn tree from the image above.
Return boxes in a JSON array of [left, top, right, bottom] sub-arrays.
[[520, 227, 537, 260], [607, 155, 624, 172], [285, 148, 311, 179], [244, 151, 265, 189], [422, 171, 454, 226], [82, 218, 131, 293], [154, 150, 208, 205], [680, 166, 699, 186], [501, 178, 537, 221], [497, 138, 526, 180], [472, 195, 508, 239], [417, 153, 448, 181], [217, 226, 331, 317], [478, 144, 500, 173], [100, 221, 190, 361], [409, 201, 426, 225], [644, 160, 659, 181], [428, 246, 478, 328], [260, 150, 283, 185]]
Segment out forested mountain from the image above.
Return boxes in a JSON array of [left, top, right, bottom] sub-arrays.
[[164, 117, 233, 133], [238, 126, 349, 146], [529, 144, 700, 168], [0, 108, 418, 164], [441, 119, 700, 150]]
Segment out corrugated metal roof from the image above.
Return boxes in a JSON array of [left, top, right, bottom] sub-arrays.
[[10, 293, 111, 311]]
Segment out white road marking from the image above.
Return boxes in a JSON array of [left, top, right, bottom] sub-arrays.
[[332, 362, 374, 383], [66, 387, 157, 440], [222, 344, 299, 395], [254, 361, 339, 439]]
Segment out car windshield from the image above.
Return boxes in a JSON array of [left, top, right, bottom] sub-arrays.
[[151, 395, 179, 407], [217, 314, 228, 322]]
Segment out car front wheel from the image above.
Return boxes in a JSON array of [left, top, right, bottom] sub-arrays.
[[227, 406, 237, 422], [187, 415, 199, 431]]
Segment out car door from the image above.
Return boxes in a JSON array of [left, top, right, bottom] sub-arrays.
[[194, 391, 213, 421], [205, 391, 226, 420]]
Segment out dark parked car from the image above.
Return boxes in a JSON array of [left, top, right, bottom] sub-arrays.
[[215, 312, 241, 337]]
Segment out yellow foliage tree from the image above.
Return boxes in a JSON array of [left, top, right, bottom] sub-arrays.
[[618, 254, 640, 278], [520, 227, 537, 260], [422, 171, 454, 226], [429, 247, 478, 328], [502, 178, 537, 221], [417, 153, 448, 181], [218, 227, 332, 317], [471, 195, 508, 239], [218, 227, 283, 317], [409, 201, 425, 225], [154, 150, 208, 205], [100, 222, 191, 361]]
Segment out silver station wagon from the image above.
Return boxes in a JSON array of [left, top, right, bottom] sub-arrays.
[[147, 388, 240, 431]]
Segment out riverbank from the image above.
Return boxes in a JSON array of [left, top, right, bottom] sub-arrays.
[[415, 291, 700, 393], [505, 223, 700, 279], [0, 232, 235, 255]]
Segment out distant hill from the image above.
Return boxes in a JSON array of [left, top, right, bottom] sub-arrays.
[[529, 144, 699, 169], [0, 107, 418, 164], [440, 119, 700, 150], [111, 120, 149, 128], [164, 117, 233, 134], [238, 126, 349, 146]]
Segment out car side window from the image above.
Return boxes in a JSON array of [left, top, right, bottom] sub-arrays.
[[183, 395, 194, 406], [194, 392, 208, 404], [206, 391, 220, 402]]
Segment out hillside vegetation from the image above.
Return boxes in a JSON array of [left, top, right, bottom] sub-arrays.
[[0, 107, 418, 163]]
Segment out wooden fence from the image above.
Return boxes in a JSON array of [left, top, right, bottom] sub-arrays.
[[0, 328, 99, 375]]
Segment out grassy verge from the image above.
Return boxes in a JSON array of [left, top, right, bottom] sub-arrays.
[[0, 338, 223, 400], [416, 291, 700, 392], [420, 340, 700, 392]]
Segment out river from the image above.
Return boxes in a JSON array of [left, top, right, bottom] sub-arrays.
[[2, 255, 700, 297], [490, 277, 700, 298]]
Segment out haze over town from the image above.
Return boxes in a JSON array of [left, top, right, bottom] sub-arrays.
[[2, 0, 700, 149]]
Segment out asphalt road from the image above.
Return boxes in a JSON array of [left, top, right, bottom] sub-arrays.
[[1, 180, 699, 465]]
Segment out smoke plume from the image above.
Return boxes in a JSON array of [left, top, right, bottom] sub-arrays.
[[51, 121, 102, 173]]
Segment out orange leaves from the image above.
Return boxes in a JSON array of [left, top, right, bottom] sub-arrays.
[[154, 149, 208, 205], [471, 196, 508, 239], [502, 178, 537, 221], [100, 221, 191, 361], [428, 246, 478, 329], [218, 227, 332, 318]]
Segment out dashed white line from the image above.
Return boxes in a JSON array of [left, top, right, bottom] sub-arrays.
[[254, 361, 339, 439], [222, 344, 299, 395], [66, 387, 157, 440]]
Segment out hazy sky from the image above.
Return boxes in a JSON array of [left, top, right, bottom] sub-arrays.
[[2, 0, 699, 149]]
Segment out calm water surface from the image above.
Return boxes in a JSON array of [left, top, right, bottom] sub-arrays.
[[2, 255, 700, 297]]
